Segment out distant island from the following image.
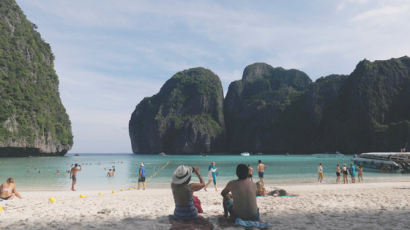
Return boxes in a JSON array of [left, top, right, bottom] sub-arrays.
[[0, 0, 73, 157], [130, 56, 410, 155]]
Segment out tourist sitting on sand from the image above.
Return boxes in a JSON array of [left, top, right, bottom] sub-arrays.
[[221, 164, 259, 221], [171, 165, 205, 220], [256, 181, 297, 197], [267, 189, 297, 197], [0, 178, 22, 200], [256, 181, 267, 196]]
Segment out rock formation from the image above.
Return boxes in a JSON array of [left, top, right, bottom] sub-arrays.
[[130, 57, 410, 154], [224, 63, 312, 153], [129, 67, 225, 154], [225, 57, 410, 154], [0, 0, 73, 156]]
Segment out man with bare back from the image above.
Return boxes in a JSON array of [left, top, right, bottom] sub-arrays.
[[70, 164, 82, 191]]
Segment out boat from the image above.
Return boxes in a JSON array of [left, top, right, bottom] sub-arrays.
[[312, 152, 344, 158], [353, 152, 410, 172], [241, 152, 250, 157], [159, 152, 166, 156], [74, 153, 80, 156]]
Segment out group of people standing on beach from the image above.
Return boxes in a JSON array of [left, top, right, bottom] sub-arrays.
[[318, 162, 364, 184]]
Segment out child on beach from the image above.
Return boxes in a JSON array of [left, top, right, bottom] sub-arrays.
[[256, 181, 267, 196]]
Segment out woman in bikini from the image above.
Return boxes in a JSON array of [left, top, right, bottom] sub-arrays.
[[336, 164, 341, 184], [0, 178, 22, 200]]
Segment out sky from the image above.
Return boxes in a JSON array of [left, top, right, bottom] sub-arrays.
[[15, 0, 410, 153]]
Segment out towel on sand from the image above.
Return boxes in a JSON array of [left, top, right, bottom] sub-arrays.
[[235, 218, 271, 229]]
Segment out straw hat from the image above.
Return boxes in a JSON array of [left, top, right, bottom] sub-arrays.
[[172, 165, 192, 184]]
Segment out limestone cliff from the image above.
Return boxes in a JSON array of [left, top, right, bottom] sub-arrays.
[[0, 0, 73, 156], [224, 63, 312, 153], [129, 67, 225, 154]]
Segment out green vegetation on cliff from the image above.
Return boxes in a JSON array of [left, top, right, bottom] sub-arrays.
[[224, 63, 312, 152], [0, 0, 72, 155], [130, 57, 410, 155], [224, 57, 410, 154], [129, 67, 225, 154]]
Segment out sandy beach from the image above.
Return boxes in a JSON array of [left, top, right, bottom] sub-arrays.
[[0, 181, 409, 229]]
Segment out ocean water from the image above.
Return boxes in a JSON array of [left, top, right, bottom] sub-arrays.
[[0, 153, 409, 191]]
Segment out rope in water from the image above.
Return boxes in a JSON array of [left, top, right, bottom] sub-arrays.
[[147, 160, 170, 181], [1, 162, 171, 212]]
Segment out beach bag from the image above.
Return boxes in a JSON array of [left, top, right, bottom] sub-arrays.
[[193, 195, 203, 213]]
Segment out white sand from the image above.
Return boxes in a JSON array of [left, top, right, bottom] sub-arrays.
[[1, 181, 410, 229]]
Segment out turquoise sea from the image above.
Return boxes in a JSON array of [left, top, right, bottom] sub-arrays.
[[0, 153, 409, 191]]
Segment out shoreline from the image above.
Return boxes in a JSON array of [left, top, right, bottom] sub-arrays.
[[1, 181, 410, 229], [15, 176, 410, 192]]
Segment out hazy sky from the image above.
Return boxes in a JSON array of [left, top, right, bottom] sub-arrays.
[[16, 0, 410, 153]]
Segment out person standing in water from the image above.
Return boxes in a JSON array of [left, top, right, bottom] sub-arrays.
[[107, 169, 114, 177], [138, 163, 146, 190], [70, 164, 82, 191], [204, 162, 217, 191], [257, 160, 266, 183], [336, 164, 341, 184], [317, 163, 324, 183]]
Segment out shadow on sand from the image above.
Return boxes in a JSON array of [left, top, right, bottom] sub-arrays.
[[3, 209, 410, 230]]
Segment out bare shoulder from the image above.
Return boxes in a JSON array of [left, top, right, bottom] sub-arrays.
[[225, 180, 236, 188]]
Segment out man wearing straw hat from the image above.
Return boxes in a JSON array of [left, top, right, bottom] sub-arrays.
[[138, 163, 146, 190], [171, 165, 205, 220]]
